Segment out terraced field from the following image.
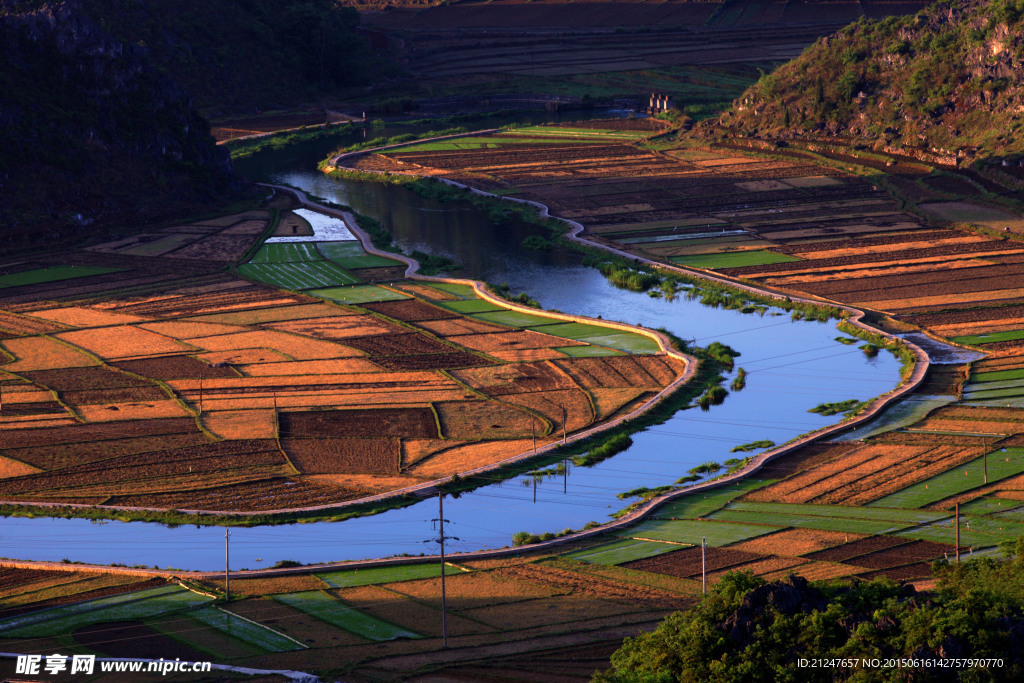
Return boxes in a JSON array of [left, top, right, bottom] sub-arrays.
[[0, 193, 687, 512]]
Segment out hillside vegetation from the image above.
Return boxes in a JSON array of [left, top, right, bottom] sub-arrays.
[[0, 1, 239, 245], [713, 0, 1024, 157]]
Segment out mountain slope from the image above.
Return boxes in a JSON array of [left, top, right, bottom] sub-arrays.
[[712, 0, 1024, 157], [0, 1, 238, 244]]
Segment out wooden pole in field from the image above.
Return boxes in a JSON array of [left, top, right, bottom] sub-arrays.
[[439, 493, 447, 648], [955, 503, 960, 564], [225, 529, 231, 600]]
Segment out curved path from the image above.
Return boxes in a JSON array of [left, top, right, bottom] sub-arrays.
[[1, 142, 937, 578]]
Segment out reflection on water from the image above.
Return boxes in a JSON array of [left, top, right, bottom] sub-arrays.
[[1, 117, 903, 570]]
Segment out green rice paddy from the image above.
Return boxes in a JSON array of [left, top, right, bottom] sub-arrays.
[[274, 591, 421, 641], [870, 448, 1024, 509], [190, 606, 304, 652], [310, 284, 409, 304], [969, 367, 1024, 383], [237, 261, 358, 290], [317, 563, 455, 588], [564, 539, 682, 565], [617, 519, 780, 546], [316, 242, 403, 269], [439, 299, 506, 314], [952, 329, 1024, 346], [0, 265, 123, 289], [670, 250, 799, 269], [652, 479, 773, 520], [0, 585, 211, 638], [706, 509, 914, 535], [556, 345, 624, 357]]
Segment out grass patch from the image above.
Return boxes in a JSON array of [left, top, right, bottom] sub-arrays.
[[273, 590, 421, 641], [564, 539, 683, 565], [317, 563, 455, 588], [870, 448, 1024, 509], [616, 519, 781, 546], [719, 501, 948, 524], [237, 261, 358, 290], [671, 250, 799, 269], [316, 242, 402, 269], [652, 479, 774, 520], [808, 399, 863, 416], [0, 585, 211, 638], [706, 509, 914, 535], [970, 368, 1024, 383], [190, 606, 303, 653], [472, 310, 559, 327], [952, 329, 1024, 345], [437, 299, 505, 314], [309, 285, 409, 304], [0, 266, 123, 288]]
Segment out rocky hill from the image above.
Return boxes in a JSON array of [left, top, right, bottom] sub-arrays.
[[711, 0, 1024, 158], [0, 1, 238, 246]]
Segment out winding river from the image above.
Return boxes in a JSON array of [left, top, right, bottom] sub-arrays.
[[1, 116, 904, 571]]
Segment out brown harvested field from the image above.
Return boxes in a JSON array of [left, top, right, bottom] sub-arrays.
[[391, 282, 459, 301], [745, 443, 986, 505], [493, 563, 692, 610], [0, 456, 41, 478], [183, 330, 360, 359], [282, 437, 400, 474], [334, 584, 493, 637], [408, 439, 537, 477], [56, 326, 193, 359], [387, 570, 560, 609], [401, 438, 453, 468], [138, 320, 248, 339], [342, 332, 459, 357], [361, 298, 459, 321], [728, 528, 860, 557], [235, 358, 383, 376], [215, 575, 326, 596], [76, 399, 189, 422], [105, 476, 364, 511], [197, 348, 292, 365], [860, 563, 933, 580], [448, 330, 588, 353], [434, 400, 535, 440], [458, 595, 643, 631], [0, 310, 69, 335], [303, 473, 425, 491], [264, 315, 405, 340], [26, 306, 150, 327], [804, 535, 909, 562], [112, 355, 239, 380], [452, 361, 577, 396], [762, 561, 867, 582], [164, 234, 259, 262], [188, 302, 354, 325], [589, 388, 651, 420], [280, 407, 439, 439], [0, 416, 200, 452], [371, 352, 493, 370], [203, 409, 278, 440], [622, 547, 766, 579], [415, 318, 511, 336], [227, 598, 368, 647], [73, 621, 208, 661], [845, 540, 954, 568], [2, 432, 212, 471], [553, 355, 683, 389], [0, 336, 98, 371], [503, 388, 596, 433], [487, 347, 571, 362], [706, 556, 809, 581]]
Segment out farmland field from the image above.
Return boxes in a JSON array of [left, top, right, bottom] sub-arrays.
[[274, 590, 422, 640]]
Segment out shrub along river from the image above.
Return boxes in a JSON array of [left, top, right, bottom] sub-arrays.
[[3, 115, 905, 571]]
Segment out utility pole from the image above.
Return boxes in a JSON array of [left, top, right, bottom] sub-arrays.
[[427, 493, 458, 648], [955, 503, 960, 564], [531, 417, 537, 455], [225, 529, 231, 600], [561, 404, 567, 445]]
